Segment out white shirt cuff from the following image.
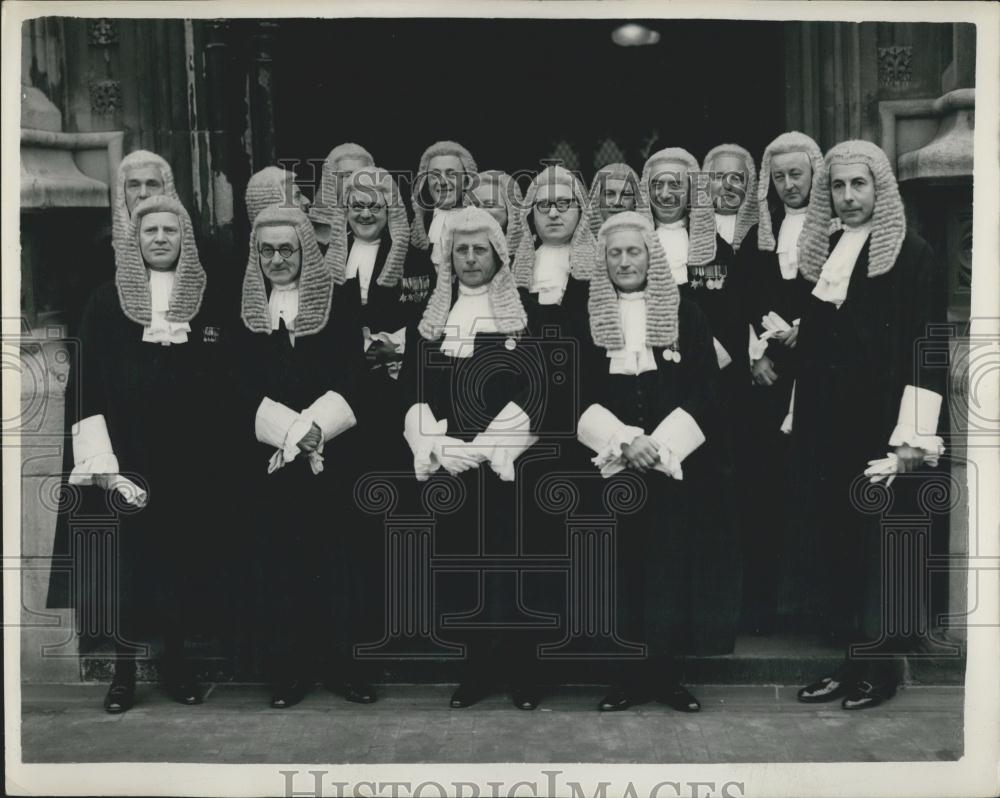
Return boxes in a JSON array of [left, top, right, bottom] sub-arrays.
[[577, 404, 645, 478], [301, 391, 357, 442], [649, 407, 706, 480], [69, 414, 120, 483], [888, 385, 945, 458], [255, 397, 312, 463]]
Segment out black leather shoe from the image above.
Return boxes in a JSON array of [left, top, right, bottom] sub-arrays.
[[841, 680, 897, 710], [797, 675, 852, 703], [167, 680, 204, 706], [511, 684, 541, 711], [658, 683, 701, 712], [340, 681, 377, 704], [450, 681, 489, 708], [271, 680, 309, 709], [104, 679, 136, 714], [598, 686, 645, 712]]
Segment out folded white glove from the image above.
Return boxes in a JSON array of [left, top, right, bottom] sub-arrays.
[[865, 445, 943, 487], [102, 474, 148, 508], [760, 311, 792, 337]]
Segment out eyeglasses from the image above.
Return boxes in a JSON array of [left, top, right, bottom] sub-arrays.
[[535, 199, 579, 213], [258, 244, 300, 260]]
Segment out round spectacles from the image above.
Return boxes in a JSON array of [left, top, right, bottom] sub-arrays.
[[535, 199, 579, 213], [259, 244, 300, 260]]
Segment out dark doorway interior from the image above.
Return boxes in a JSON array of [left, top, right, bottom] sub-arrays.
[[273, 18, 786, 188]]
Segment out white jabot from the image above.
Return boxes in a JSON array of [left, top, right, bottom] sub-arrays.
[[346, 238, 381, 305], [715, 212, 737, 245], [440, 283, 498, 359], [427, 208, 452, 266], [776, 205, 808, 279], [607, 291, 657, 375], [811, 223, 872, 308], [530, 244, 571, 305], [655, 220, 689, 285], [268, 280, 300, 333], [142, 269, 190, 345]]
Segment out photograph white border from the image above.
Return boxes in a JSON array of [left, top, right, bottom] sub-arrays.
[[4, 2, 998, 796]]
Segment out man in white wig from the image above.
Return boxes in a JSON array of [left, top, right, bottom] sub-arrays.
[[232, 204, 372, 709], [48, 194, 228, 714], [787, 140, 946, 710], [740, 131, 825, 635], [587, 161, 641, 236], [310, 142, 376, 246], [576, 211, 728, 712], [401, 207, 547, 711]]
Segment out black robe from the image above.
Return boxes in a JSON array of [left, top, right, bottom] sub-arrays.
[[741, 218, 813, 631], [47, 278, 232, 653], [400, 298, 547, 680], [228, 286, 366, 679], [780, 229, 947, 652], [342, 231, 414, 657], [577, 298, 737, 664]]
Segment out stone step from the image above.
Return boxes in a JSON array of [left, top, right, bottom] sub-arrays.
[[78, 634, 965, 685]]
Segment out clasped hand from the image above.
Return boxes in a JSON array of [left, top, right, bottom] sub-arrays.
[[621, 435, 661, 473]]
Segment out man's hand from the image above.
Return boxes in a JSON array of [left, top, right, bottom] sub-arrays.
[[622, 435, 661, 473], [297, 422, 323, 453], [772, 325, 799, 349], [752, 355, 779, 386], [366, 339, 403, 369], [437, 436, 482, 475], [893, 444, 926, 473]]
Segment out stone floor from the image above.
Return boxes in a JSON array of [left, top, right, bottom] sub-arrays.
[[20, 683, 963, 764]]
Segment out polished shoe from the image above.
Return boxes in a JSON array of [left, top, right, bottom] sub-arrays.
[[103, 678, 136, 714], [339, 681, 377, 705], [797, 675, 852, 704], [510, 684, 541, 711], [658, 683, 701, 712], [271, 680, 309, 709], [598, 686, 645, 712], [166, 680, 204, 706], [450, 681, 489, 709], [841, 680, 897, 710]]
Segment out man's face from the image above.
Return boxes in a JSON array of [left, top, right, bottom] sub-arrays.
[[137, 211, 182, 271], [830, 163, 876, 228], [470, 182, 508, 231], [770, 151, 813, 210], [124, 166, 165, 215], [347, 188, 388, 242], [597, 176, 637, 221], [533, 181, 580, 246], [452, 230, 499, 288], [709, 153, 747, 215], [648, 160, 690, 224], [258, 225, 302, 286], [427, 154, 464, 210], [605, 228, 649, 293]]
